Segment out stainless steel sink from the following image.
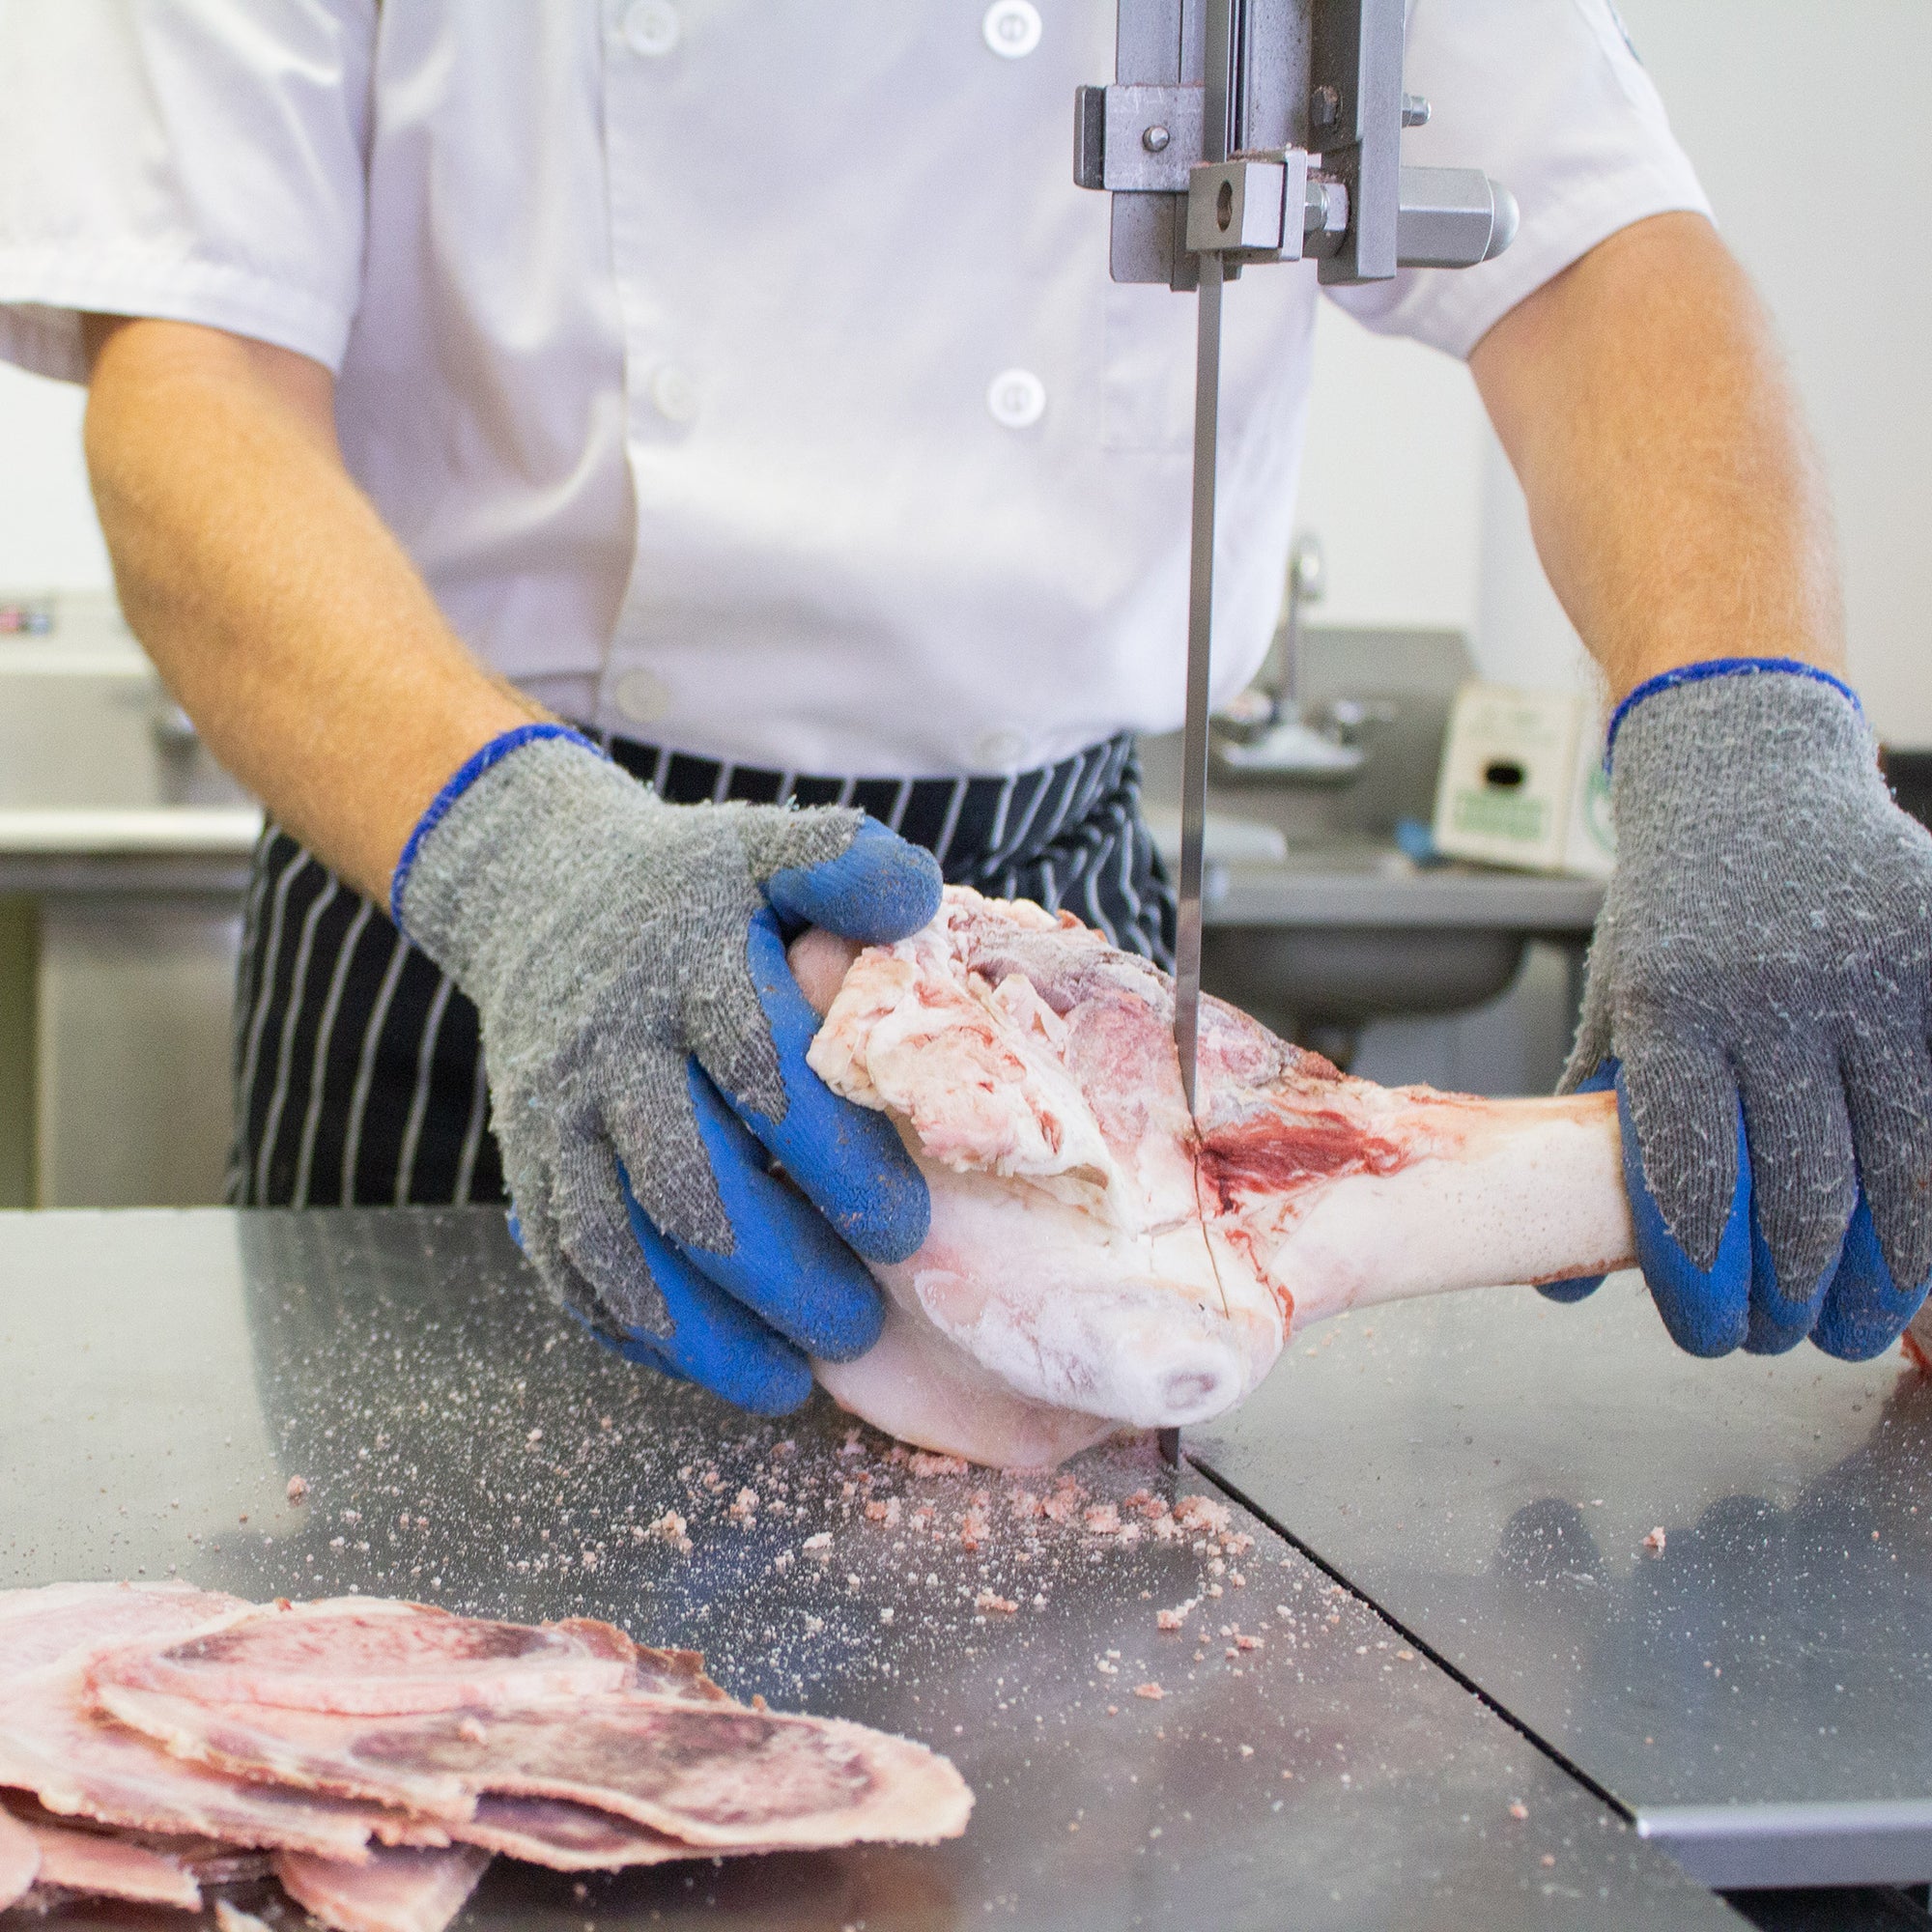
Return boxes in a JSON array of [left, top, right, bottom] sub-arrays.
[[1202, 914, 1528, 1033], [0, 631, 258, 1208]]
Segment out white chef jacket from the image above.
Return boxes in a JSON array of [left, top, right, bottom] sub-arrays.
[[0, 0, 1706, 777]]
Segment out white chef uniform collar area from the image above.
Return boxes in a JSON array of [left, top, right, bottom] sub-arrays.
[[0, 0, 1706, 780]]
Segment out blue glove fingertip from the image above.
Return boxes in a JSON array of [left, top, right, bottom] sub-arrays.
[[679, 1064, 888, 1360], [767, 817, 943, 945], [741, 914, 931, 1264], [1620, 1066, 1754, 1357], [611, 1171, 817, 1414], [1812, 1191, 1931, 1362], [1741, 1200, 1835, 1356]]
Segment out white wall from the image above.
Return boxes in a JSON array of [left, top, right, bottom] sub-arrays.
[[1297, 0, 1932, 741], [1616, 0, 1932, 743], [0, 363, 110, 592]]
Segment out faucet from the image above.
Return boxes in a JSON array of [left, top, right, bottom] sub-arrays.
[[1270, 532, 1326, 723], [1212, 531, 1368, 784]]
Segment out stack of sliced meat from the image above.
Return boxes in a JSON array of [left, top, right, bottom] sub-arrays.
[[0, 1582, 971, 1932]]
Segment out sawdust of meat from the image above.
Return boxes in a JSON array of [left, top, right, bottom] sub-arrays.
[[0, 1582, 971, 1932]]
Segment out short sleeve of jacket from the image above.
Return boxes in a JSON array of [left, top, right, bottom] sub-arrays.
[[1326, 0, 1711, 358], [0, 0, 375, 383]]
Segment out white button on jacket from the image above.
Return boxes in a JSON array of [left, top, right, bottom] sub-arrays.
[[0, 1, 1705, 777], [623, 0, 681, 58]]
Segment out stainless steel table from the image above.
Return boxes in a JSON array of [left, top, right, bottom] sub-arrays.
[[1194, 1274, 1932, 1891], [0, 1208, 1739, 1930]]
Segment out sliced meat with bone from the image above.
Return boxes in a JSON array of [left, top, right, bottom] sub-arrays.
[[93, 1597, 643, 1716], [0, 1581, 245, 1685], [0, 1807, 39, 1912], [274, 1844, 493, 1932], [95, 1686, 974, 1852], [0, 1584, 440, 1860], [796, 887, 1634, 1466]]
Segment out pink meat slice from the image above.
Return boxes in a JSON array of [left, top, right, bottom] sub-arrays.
[[98, 1686, 974, 1852], [453, 1795, 727, 1870], [94, 1598, 640, 1716], [0, 1807, 39, 1912], [12, 1810, 203, 1911], [0, 1585, 442, 1861], [0, 1581, 245, 1685], [274, 1845, 492, 1932]]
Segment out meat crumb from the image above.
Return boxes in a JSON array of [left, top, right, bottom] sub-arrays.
[[1133, 1683, 1164, 1701], [1236, 1634, 1264, 1652], [803, 1532, 833, 1553], [285, 1476, 308, 1503], [1083, 1504, 1122, 1536], [643, 1510, 692, 1554], [974, 1591, 1017, 1615], [728, 1488, 759, 1520], [1173, 1495, 1232, 1533], [908, 1452, 969, 1478], [1508, 1802, 1529, 1821], [1642, 1527, 1667, 1553]]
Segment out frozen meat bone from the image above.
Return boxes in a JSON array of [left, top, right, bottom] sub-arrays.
[[795, 887, 1634, 1467]]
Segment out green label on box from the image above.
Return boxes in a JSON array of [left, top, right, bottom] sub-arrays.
[[1451, 788, 1548, 844]]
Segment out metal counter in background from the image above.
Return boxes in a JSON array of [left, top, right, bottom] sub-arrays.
[[0, 602, 260, 1208], [0, 1207, 1741, 1931], [1193, 1273, 1932, 1894]]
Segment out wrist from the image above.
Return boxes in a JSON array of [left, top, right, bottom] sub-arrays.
[[388, 723, 607, 939], [1605, 656, 1860, 767]]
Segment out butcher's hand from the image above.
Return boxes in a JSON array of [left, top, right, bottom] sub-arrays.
[[393, 725, 942, 1413], [1546, 662, 1932, 1360]]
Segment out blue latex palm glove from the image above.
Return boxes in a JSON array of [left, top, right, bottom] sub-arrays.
[[398, 726, 942, 1414], [1543, 663, 1932, 1362]]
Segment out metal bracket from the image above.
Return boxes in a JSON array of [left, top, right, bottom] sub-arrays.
[[1076, 0, 1514, 288]]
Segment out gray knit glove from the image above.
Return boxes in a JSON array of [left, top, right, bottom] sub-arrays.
[[392, 726, 942, 1412], [1559, 663, 1932, 1360]]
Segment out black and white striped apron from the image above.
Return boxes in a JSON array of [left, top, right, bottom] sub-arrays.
[[227, 730, 1174, 1209]]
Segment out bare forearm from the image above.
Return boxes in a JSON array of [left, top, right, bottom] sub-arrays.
[[82, 318, 539, 901], [1470, 212, 1843, 699]]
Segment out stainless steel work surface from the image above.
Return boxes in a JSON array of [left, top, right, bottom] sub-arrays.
[[0, 1208, 1739, 1930], [1192, 1275, 1932, 1889]]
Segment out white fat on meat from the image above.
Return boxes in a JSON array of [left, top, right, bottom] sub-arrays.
[[0, 1807, 39, 1913], [274, 1845, 493, 1932], [797, 886, 1634, 1467]]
